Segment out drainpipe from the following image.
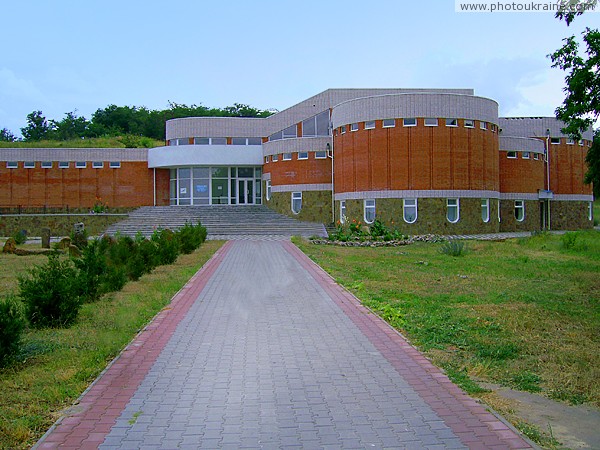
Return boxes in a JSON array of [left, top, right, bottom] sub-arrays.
[[545, 129, 551, 230], [327, 139, 334, 225], [153, 168, 156, 206]]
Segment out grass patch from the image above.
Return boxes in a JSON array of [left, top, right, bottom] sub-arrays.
[[0, 136, 164, 148], [0, 241, 223, 449], [295, 231, 600, 409]]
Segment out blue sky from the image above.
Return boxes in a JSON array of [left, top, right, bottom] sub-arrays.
[[0, 0, 597, 137]]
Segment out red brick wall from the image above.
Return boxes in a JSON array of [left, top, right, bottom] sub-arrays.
[[334, 119, 499, 194], [499, 154, 546, 193], [548, 140, 593, 195], [0, 163, 169, 208], [263, 154, 331, 186]]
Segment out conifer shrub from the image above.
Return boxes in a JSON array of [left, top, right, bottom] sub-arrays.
[[0, 295, 27, 366], [151, 229, 180, 265]]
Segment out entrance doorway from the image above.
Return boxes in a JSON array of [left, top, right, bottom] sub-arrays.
[[539, 200, 550, 230], [238, 179, 254, 205]]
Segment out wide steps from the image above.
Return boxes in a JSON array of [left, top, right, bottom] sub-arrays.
[[104, 206, 327, 238]]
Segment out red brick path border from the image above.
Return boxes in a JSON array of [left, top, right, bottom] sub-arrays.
[[34, 241, 234, 450], [283, 241, 533, 450]]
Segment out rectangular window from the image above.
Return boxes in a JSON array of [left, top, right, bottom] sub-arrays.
[[403, 199, 417, 223], [177, 138, 188, 146], [109, 161, 121, 168], [424, 118, 438, 127], [514, 200, 525, 222], [481, 198, 490, 223], [59, 161, 69, 169], [232, 137, 247, 145], [92, 161, 104, 168], [589, 201, 593, 221], [283, 153, 292, 161], [579, 140, 584, 146], [403, 118, 417, 127], [211, 137, 227, 145], [350, 123, 358, 132], [550, 137, 560, 144], [264, 156, 269, 164], [340, 200, 347, 224], [41, 161, 52, 169], [464, 119, 475, 128], [340, 125, 346, 134], [480, 121, 488, 130], [169, 139, 177, 146], [446, 118, 458, 127], [522, 152, 530, 159], [383, 118, 395, 128], [248, 137, 262, 145], [272, 154, 279, 162], [282, 124, 297, 139], [365, 120, 376, 129], [76, 161, 87, 168], [566, 138, 575, 145], [298, 151, 308, 160], [533, 153, 539, 160], [447, 198, 459, 223], [507, 151, 517, 159], [194, 137, 210, 145], [364, 199, 376, 224], [24, 161, 35, 168], [6, 161, 17, 168], [291, 192, 302, 214], [315, 151, 327, 159], [265, 180, 271, 201]]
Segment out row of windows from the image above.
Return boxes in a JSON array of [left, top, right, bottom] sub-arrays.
[[506, 151, 541, 160], [338, 118, 498, 134], [551, 137, 588, 146], [169, 137, 263, 146], [264, 150, 327, 163], [5, 161, 122, 169], [269, 111, 330, 142], [338, 198, 524, 224]]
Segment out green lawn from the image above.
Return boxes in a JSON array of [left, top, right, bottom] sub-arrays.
[[295, 231, 600, 408], [0, 241, 222, 449]]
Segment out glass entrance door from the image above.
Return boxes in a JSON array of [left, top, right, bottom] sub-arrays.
[[238, 179, 254, 205]]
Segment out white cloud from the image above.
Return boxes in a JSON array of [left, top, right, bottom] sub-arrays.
[[0, 68, 44, 101]]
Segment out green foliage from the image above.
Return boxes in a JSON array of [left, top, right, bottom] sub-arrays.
[[73, 239, 108, 302], [0, 127, 17, 142], [151, 229, 180, 265], [20, 111, 50, 141], [50, 110, 90, 140], [329, 219, 407, 242], [13, 229, 27, 245], [561, 231, 579, 249], [0, 295, 27, 366], [19, 254, 82, 328], [177, 222, 207, 254], [439, 240, 468, 256], [70, 229, 88, 249]]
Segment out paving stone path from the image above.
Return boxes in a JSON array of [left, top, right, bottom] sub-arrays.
[[35, 240, 533, 449]]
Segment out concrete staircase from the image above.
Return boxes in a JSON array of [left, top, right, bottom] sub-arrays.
[[104, 205, 328, 239]]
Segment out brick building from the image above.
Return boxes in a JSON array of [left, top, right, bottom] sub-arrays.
[[0, 89, 594, 233]]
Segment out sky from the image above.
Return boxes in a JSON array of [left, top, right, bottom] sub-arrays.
[[1, 0, 598, 137]]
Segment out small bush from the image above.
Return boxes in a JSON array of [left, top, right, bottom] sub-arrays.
[[178, 222, 207, 254], [13, 230, 27, 245], [19, 254, 82, 328], [73, 239, 108, 302], [151, 229, 180, 265], [561, 232, 578, 250], [439, 240, 468, 257], [70, 229, 88, 249], [0, 295, 27, 366]]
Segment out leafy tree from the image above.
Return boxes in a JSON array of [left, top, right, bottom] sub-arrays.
[[21, 110, 51, 141], [549, 0, 599, 192], [0, 127, 17, 142], [585, 130, 600, 196], [51, 110, 90, 140], [223, 103, 272, 118]]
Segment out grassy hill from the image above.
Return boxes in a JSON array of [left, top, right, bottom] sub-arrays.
[[0, 136, 164, 149]]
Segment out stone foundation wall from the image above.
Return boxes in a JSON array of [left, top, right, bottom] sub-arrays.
[[0, 214, 128, 237], [550, 201, 594, 230], [265, 191, 332, 224], [498, 200, 540, 232]]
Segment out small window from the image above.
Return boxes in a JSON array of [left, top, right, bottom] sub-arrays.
[[248, 137, 262, 145], [59, 161, 69, 169], [403, 199, 417, 223], [232, 137, 247, 145], [41, 161, 52, 169], [522, 152, 530, 159], [491, 124, 497, 133], [92, 161, 104, 168], [298, 151, 308, 160], [464, 119, 475, 128], [76, 161, 87, 168], [291, 192, 302, 214], [340, 125, 346, 134], [447, 198, 460, 223], [283, 153, 292, 161], [315, 151, 327, 159], [589, 201, 593, 221], [264, 156, 269, 164], [403, 118, 417, 127], [514, 200, 525, 222], [566, 138, 575, 145], [282, 124, 297, 139], [109, 161, 121, 168], [481, 198, 490, 223], [272, 154, 279, 162], [340, 201, 347, 224], [194, 137, 210, 145], [364, 199, 376, 224], [169, 139, 177, 146], [382, 119, 395, 128], [365, 120, 376, 129], [446, 118, 458, 127], [579, 140, 584, 146], [350, 123, 358, 132], [550, 137, 560, 144], [24, 161, 35, 168], [6, 161, 17, 169], [507, 151, 517, 159], [424, 118, 438, 127], [177, 138, 188, 146], [266, 180, 271, 201], [533, 153, 539, 160], [480, 121, 488, 130]]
